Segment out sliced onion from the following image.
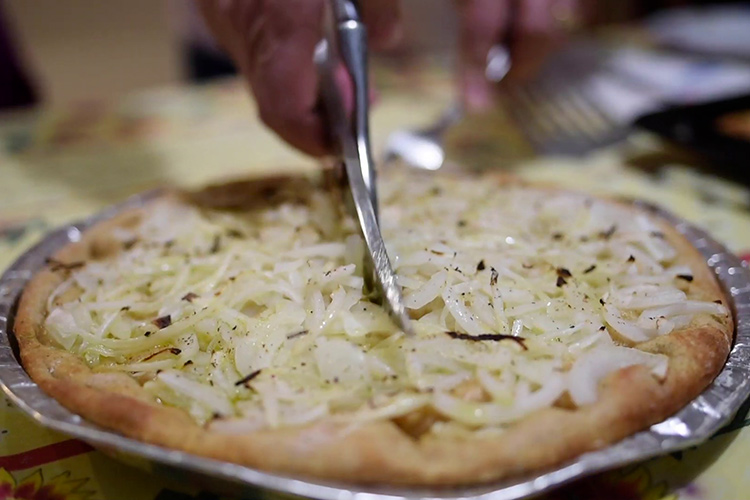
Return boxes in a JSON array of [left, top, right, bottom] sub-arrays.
[[567, 344, 668, 406], [314, 337, 369, 384], [405, 271, 447, 309], [158, 370, 234, 416], [604, 305, 653, 342]]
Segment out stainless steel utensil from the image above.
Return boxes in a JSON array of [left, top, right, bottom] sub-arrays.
[[384, 103, 463, 171], [316, 0, 413, 335], [503, 76, 628, 156], [383, 44, 510, 172], [384, 0, 515, 172], [385, 41, 630, 168]]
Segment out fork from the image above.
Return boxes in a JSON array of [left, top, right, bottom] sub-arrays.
[[384, 42, 630, 168], [503, 78, 629, 156], [382, 44, 509, 171]]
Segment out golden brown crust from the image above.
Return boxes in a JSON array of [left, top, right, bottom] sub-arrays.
[[15, 178, 734, 486]]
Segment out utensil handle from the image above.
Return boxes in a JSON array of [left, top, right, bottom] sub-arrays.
[[329, 0, 379, 221]]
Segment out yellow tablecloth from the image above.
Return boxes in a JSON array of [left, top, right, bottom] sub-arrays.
[[1, 76, 749, 500]]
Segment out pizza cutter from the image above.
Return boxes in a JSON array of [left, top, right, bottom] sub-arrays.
[[315, 0, 414, 336]]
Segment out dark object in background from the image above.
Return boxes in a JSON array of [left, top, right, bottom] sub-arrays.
[[0, 2, 37, 110], [636, 93, 750, 186], [186, 44, 237, 83]]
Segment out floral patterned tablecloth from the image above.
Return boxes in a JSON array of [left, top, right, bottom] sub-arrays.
[[0, 75, 749, 500]]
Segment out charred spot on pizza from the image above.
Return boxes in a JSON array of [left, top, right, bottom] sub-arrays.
[[446, 331, 528, 350], [152, 315, 172, 329], [140, 347, 182, 362]]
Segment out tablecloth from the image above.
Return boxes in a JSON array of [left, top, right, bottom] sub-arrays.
[[1, 74, 749, 500]]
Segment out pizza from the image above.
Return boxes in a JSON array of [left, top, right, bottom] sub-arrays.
[[15, 170, 733, 485]]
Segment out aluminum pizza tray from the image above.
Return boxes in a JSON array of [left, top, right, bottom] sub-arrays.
[[0, 191, 749, 500]]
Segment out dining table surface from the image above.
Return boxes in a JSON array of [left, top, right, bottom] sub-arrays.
[[0, 61, 749, 500]]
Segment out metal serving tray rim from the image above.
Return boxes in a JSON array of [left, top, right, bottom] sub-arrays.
[[0, 191, 749, 500]]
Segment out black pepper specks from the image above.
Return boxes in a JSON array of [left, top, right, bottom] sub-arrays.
[[556, 268, 572, 278], [235, 369, 262, 387], [555, 268, 571, 287], [210, 235, 222, 254], [599, 225, 617, 240], [286, 330, 309, 340]]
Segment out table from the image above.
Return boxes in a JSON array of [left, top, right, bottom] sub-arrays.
[[1, 74, 749, 500]]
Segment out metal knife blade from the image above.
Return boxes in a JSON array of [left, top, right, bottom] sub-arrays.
[[314, 2, 413, 336]]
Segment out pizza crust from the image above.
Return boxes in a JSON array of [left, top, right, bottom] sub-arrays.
[[15, 177, 733, 485]]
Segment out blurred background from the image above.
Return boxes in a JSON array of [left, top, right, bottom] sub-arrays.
[[2, 0, 749, 106], [1, 0, 749, 231], [1, 0, 749, 220]]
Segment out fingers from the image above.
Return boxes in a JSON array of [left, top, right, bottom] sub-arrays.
[[248, 1, 332, 156], [454, 0, 511, 111], [362, 0, 403, 50], [455, 0, 584, 111], [508, 0, 574, 82], [197, 0, 398, 157], [197, 0, 330, 156]]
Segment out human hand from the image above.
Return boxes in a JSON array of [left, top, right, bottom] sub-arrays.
[[454, 0, 582, 112], [197, 0, 401, 156]]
